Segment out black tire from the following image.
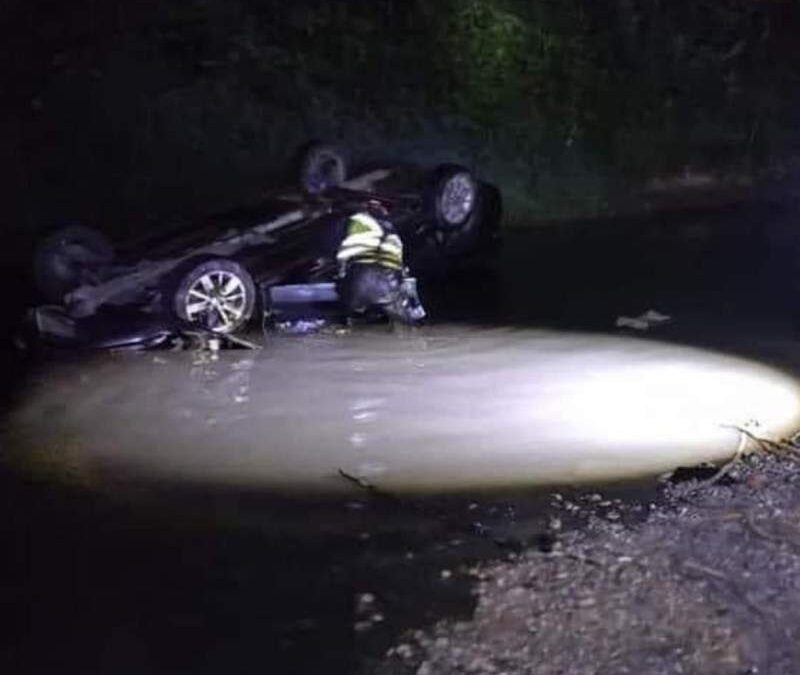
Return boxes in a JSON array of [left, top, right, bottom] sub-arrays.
[[33, 225, 115, 303], [299, 143, 347, 195], [170, 257, 256, 334], [424, 164, 479, 231], [412, 182, 502, 270]]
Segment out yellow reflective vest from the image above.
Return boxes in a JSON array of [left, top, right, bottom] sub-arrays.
[[336, 212, 403, 271]]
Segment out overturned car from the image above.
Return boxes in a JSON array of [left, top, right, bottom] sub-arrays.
[[27, 145, 502, 349]]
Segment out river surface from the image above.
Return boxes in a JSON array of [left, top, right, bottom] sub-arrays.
[[5, 207, 800, 674], [5, 324, 800, 495]]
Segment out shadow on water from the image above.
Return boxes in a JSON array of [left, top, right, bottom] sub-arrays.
[[0, 471, 351, 674], [0, 458, 583, 674], [3, 200, 800, 673], [423, 200, 800, 371], [0, 455, 657, 675]]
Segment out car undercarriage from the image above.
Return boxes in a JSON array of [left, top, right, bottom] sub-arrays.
[[25, 145, 502, 350]]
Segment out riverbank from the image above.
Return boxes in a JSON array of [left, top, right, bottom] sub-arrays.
[[372, 449, 800, 675]]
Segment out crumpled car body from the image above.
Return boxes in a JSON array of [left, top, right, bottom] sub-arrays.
[[27, 149, 501, 349]]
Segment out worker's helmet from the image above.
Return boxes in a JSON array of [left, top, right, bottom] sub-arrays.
[[365, 198, 389, 218]]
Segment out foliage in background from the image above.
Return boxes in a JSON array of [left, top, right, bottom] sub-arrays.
[[147, 0, 794, 219], [5, 0, 799, 228]]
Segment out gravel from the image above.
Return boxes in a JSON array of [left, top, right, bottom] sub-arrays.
[[373, 451, 800, 675]]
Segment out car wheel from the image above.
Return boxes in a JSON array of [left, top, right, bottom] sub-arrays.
[[33, 225, 115, 303], [411, 179, 501, 273], [299, 143, 347, 195], [171, 258, 256, 333], [425, 165, 479, 231]]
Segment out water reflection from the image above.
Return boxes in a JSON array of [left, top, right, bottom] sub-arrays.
[[5, 326, 800, 493]]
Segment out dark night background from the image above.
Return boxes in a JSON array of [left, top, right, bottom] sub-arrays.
[[4, 1, 800, 674], [3, 0, 800, 241]]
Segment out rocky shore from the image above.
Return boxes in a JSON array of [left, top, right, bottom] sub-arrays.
[[374, 448, 800, 675]]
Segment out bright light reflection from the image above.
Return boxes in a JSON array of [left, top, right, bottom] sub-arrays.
[[4, 327, 800, 493]]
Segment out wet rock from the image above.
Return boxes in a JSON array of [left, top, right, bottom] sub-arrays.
[[534, 532, 557, 553], [416, 661, 433, 675], [393, 643, 414, 660], [378, 453, 800, 675]]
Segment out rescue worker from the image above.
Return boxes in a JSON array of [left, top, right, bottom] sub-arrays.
[[335, 199, 425, 324]]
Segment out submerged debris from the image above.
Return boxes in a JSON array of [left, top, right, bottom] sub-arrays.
[[615, 308, 672, 331]]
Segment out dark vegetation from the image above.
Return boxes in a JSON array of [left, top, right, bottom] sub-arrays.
[[2, 0, 800, 242]]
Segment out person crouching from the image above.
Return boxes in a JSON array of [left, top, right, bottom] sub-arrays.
[[336, 200, 425, 324]]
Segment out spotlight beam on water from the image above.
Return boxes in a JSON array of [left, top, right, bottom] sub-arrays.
[[5, 327, 800, 493]]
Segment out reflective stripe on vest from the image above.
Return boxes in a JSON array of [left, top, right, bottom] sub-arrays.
[[336, 213, 403, 269]]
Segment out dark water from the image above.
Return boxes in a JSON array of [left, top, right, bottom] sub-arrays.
[[4, 202, 800, 674]]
